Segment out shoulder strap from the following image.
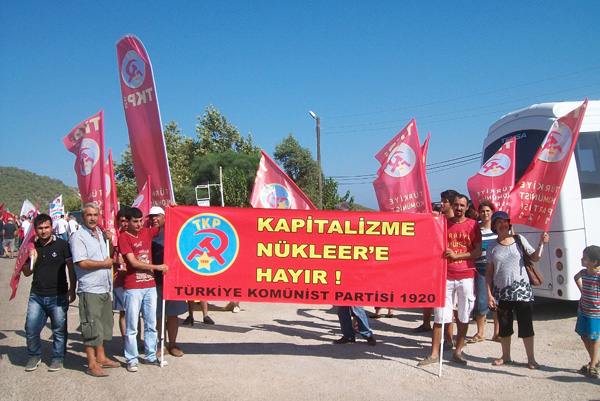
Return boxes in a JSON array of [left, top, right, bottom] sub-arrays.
[[513, 235, 532, 265]]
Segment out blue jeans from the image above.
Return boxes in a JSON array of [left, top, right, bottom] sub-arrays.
[[337, 306, 373, 340], [474, 269, 490, 316], [124, 287, 158, 363], [25, 293, 68, 361]]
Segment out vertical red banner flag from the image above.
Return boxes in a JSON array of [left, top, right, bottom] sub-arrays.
[[131, 175, 152, 217], [62, 111, 107, 226], [250, 150, 316, 210], [373, 119, 432, 213], [116, 35, 174, 206], [467, 137, 516, 212], [9, 205, 38, 300], [0, 201, 5, 221], [105, 149, 119, 245], [421, 133, 431, 172], [509, 99, 588, 231]]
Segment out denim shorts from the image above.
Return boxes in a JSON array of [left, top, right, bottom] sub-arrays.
[[474, 269, 490, 316]]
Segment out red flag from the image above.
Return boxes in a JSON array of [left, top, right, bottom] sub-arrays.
[[421, 133, 431, 172], [9, 205, 38, 300], [509, 99, 588, 231], [467, 137, 516, 212], [250, 151, 316, 210], [0, 201, 5, 221], [131, 175, 152, 216], [62, 111, 107, 227], [373, 120, 432, 213], [105, 149, 119, 245], [116, 35, 174, 207]]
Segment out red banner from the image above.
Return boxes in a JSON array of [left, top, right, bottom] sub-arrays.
[[467, 137, 516, 212], [421, 132, 430, 172], [9, 206, 38, 300], [163, 206, 446, 307], [62, 111, 107, 226], [116, 35, 173, 206], [250, 150, 316, 210], [373, 120, 432, 213], [105, 149, 118, 245], [509, 100, 588, 231], [131, 175, 152, 217]]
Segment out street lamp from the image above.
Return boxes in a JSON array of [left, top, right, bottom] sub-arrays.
[[309, 110, 323, 210]]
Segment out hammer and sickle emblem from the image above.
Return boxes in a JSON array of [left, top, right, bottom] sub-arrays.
[[186, 229, 229, 265]]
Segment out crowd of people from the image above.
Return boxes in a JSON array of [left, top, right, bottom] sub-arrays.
[[15, 197, 600, 379]]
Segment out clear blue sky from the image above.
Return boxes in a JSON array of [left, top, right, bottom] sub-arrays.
[[2, 1, 599, 209]]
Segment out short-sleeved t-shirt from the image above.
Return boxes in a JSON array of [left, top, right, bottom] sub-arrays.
[[486, 234, 535, 302], [446, 218, 482, 280], [119, 226, 160, 290], [31, 236, 72, 297], [3, 222, 17, 239], [579, 270, 600, 318]]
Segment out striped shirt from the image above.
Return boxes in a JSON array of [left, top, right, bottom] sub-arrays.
[[475, 227, 497, 269], [579, 270, 600, 318]]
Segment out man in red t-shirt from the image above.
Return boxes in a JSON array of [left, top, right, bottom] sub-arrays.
[[419, 194, 482, 367], [118, 207, 168, 373]]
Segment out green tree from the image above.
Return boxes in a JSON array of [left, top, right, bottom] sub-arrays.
[[273, 134, 319, 202], [113, 145, 138, 206], [273, 134, 353, 210], [196, 105, 259, 155], [164, 120, 197, 204], [188, 151, 260, 207]]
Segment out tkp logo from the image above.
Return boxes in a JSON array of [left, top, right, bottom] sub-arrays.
[[79, 138, 100, 176], [479, 154, 511, 177], [539, 121, 572, 163], [260, 184, 291, 209], [121, 50, 145, 89], [177, 213, 239, 276], [384, 143, 416, 178]]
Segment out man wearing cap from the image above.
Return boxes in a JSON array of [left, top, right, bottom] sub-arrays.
[[419, 194, 482, 367], [148, 206, 188, 357], [118, 207, 168, 372], [3, 217, 18, 258]]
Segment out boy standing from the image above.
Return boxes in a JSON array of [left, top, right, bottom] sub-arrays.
[[118, 207, 168, 372]]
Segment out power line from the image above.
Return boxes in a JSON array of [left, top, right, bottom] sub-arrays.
[[323, 65, 600, 120], [322, 84, 600, 135]]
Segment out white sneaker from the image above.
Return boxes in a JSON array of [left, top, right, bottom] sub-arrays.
[[126, 362, 138, 372], [232, 306, 241, 313]]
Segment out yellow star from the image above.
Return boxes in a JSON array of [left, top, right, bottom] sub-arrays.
[[278, 201, 288, 209], [194, 252, 214, 271]]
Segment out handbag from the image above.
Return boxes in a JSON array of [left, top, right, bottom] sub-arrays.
[[514, 235, 544, 286]]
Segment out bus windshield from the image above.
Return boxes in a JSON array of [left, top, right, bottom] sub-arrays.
[[482, 129, 546, 181], [574, 131, 600, 199]]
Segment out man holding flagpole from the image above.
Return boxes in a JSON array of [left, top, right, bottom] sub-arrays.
[[70, 202, 120, 377]]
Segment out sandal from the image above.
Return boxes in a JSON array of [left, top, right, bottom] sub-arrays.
[[579, 365, 589, 375], [169, 346, 184, 357], [589, 366, 599, 378], [467, 335, 485, 343]]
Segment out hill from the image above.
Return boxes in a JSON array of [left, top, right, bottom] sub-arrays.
[[0, 166, 78, 214]]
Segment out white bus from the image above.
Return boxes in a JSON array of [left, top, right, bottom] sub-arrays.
[[484, 100, 600, 300]]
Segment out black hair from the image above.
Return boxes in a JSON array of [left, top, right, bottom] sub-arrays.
[[33, 213, 52, 228], [440, 189, 459, 203], [125, 207, 143, 221], [584, 246, 600, 267]]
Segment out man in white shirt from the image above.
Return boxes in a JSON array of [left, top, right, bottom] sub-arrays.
[[68, 215, 79, 238], [54, 215, 69, 241]]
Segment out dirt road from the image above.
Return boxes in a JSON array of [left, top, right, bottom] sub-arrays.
[[0, 256, 597, 400]]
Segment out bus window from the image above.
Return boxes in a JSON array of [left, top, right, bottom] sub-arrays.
[[574, 131, 600, 199], [483, 129, 547, 182]]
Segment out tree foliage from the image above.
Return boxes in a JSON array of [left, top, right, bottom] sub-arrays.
[[112, 106, 351, 209], [273, 134, 352, 210], [0, 166, 78, 213]]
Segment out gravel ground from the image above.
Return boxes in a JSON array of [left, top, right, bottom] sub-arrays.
[[1, 256, 598, 400]]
